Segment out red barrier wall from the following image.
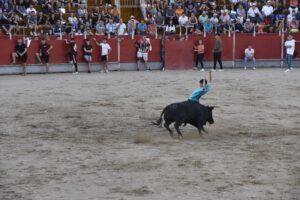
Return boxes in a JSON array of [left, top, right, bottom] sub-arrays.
[[1, 33, 299, 68]]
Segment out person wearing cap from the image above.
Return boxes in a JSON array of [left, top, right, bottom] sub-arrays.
[[244, 18, 254, 33], [210, 13, 219, 33], [93, 37, 111, 73], [83, 38, 93, 73], [244, 44, 256, 70], [188, 71, 212, 103], [64, 38, 79, 74], [262, 1, 274, 24], [247, 3, 262, 23], [213, 34, 223, 71], [127, 16, 139, 35], [36, 37, 53, 73], [284, 35, 300, 72]]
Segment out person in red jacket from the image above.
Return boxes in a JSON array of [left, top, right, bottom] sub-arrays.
[[36, 37, 53, 73]]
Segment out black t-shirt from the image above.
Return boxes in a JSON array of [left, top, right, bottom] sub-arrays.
[[83, 44, 92, 55], [15, 43, 27, 55]]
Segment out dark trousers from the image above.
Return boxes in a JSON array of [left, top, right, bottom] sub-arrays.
[[195, 53, 204, 68], [213, 52, 223, 70], [69, 53, 78, 72]]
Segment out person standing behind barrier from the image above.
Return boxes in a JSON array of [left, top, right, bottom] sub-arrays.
[[244, 44, 256, 70], [36, 37, 53, 73], [11, 38, 28, 75], [213, 34, 223, 71], [136, 36, 151, 71], [161, 38, 165, 71], [194, 39, 205, 71], [93, 37, 111, 73], [64, 38, 78, 74], [83, 38, 93, 73], [284, 35, 300, 72]]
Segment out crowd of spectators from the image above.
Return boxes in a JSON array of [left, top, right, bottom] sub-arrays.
[[0, 0, 299, 37]]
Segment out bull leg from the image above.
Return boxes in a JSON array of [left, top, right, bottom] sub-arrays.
[[164, 122, 173, 137], [174, 122, 183, 139], [197, 126, 207, 137]]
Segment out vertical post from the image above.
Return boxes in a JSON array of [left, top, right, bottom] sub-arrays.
[[253, 25, 256, 37], [179, 26, 182, 38], [232, 31, 236, 68], [60, 24, 62, 40], [155, 26, 158, 39], [118, 36, 121, 71], [281, 26, 284, 68], [131, 30, 134, 39], [185, 25, 188, 40], [204, 27, 206, 38]]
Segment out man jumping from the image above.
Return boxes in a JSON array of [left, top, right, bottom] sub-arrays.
[[189, 70, 212, 103]]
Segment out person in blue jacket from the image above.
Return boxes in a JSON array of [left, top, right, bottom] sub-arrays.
[[189, 70, 212, 103]]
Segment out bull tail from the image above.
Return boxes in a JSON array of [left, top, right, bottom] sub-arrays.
[[152, 107, 167, 126]]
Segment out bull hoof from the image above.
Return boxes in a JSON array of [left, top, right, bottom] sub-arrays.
[[178, 135, 183, 139]]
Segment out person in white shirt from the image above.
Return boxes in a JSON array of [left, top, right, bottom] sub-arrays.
[[166, 20, 176, 35], [116, 19, 126, 35], [261, 1, 274, 24], [178, 12, 189, 26], [284, 35, 300, 72], [288, 6, 298, 14], [93, 38, 111, 73], [26, 5, 37, 15], [244, 44, 255, 70], [247, 3, 262, 23]]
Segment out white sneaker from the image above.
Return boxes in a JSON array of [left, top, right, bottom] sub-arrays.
[[73, 72, 79, 74], [244, 67, 247, 70], [105, 70, 109, 73], [218, 69, 224, 72], [284, 69, 291, 72], [290, 67, 294, 70], [201, 68, 205, 72], [253, 67, 256, 70], [211, 69, 216, 72], [100, 70, 105, 73]]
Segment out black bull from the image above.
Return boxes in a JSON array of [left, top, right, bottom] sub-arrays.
[[153, 100, 215, 138]]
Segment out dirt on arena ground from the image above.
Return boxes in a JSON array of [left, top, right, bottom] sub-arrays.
[[0, 68, 299, 200]]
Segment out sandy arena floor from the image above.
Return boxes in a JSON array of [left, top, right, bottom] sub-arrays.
[[0, 69, 300, 200]]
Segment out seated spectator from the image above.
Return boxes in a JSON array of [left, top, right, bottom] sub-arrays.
[[68, 12, 78, 29], [188, 13, 198, 33], [288, 17, 299, 32], [166, 5, 176, 25], [166, 20, 176, 35], [106, 18, 116, 35], [236, 4, 246, 22], [95, 20, 105, 35], [175, 5, 184, 19], [275, 12, 285, 32], [41, 0, 53, 15], [26, 4, 36, 15], [127, 15, 139, 35], [37, 12, 48, 29], [288, 5, 298, 14], [287, 10, 296, 23], [116, 18, 126, 35], [15, 0, 26, 17], [185, 0, 196, 15], [53, 20, 64, 36], [2, 2, 12, 17], [194, 0, 202, 13], [230, 11, 237, 21], [28, 11, 37, 36], [91, 6, 100, 26], [178, 12, 188, 27], [244, 18, 254, 33], [296, 10, 300, 20], [210, 13, 219, 33], [235, 18, 244, 32], [223, 20, 233, 34], [84, 21, 93, 35], [257, 21, 269, 33], [110, 5, 119, 23], [23, 0, 31, 9], [290, 0, 298, 7], [80, 13, 91, 25], [137, 19, 147, 35], [48, 13, 58, 27], [262, 1, 274, 25], [155, 11, 164, 36], [247, 3, 262, 23], [78, 4, 87, 18], [244, 44, 256, 70], [198, 11, 208, 26], [274, 1, 285, 15], [203, 18, 213, 33], [147, 19, 156, 35], [58, 5, 66, 14]]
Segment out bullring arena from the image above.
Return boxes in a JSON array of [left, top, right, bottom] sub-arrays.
[[1, 68, 300, 199], [1, 0, 300, 198]]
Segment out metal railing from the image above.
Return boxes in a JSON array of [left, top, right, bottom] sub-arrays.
[[119, 0, 140, 8]]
